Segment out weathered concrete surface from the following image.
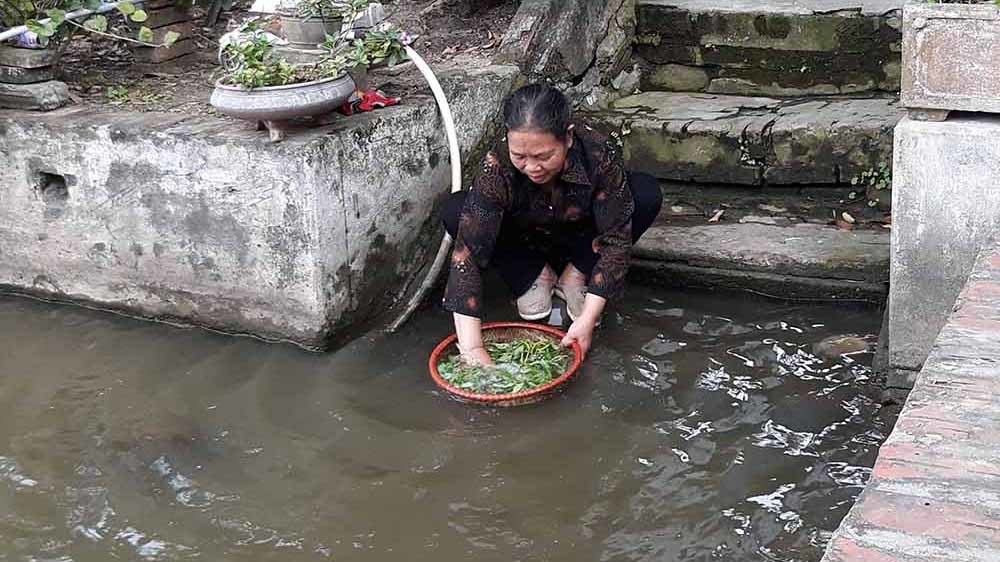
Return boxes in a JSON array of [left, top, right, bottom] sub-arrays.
[[822, 241, 1000, 562], [901, 4, 1000, 116], [636, 0, 903, 96], [0, 65, 519, 349], [592, 92, 901, 185], [888, 115, 1000, 384], [631, 222, 889, 301], [494, 0, 636, 109]]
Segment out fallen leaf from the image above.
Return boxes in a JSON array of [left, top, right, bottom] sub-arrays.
[[835, 219, 854, 231], [708, 209, 725, 223]]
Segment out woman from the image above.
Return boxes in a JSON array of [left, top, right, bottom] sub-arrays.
[[442, 84, 662, 366]]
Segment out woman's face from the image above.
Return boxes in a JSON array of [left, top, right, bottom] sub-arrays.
[[507, 127, 573, 185]]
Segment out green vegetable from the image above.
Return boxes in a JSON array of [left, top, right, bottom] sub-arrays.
[[438, 338, 571, 395]]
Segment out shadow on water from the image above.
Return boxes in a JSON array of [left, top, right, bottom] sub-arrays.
[[0, 285, 894, 562]]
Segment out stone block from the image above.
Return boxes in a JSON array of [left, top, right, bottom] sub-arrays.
[[132, 39, 197, 64], [132, 5, 192, 29], [0, 65, 520, 349], [901, 3, 1000, 115], [635, 0, 902, 94], [0, 64, 55, 84], [0, 46, 58, 69], [0, 80, 70, 110], [889, 115, 1000, 376], [641, 63, 709, 91], [590, 92, 900, 185]]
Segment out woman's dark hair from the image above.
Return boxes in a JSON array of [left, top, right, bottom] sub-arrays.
[[503, 84, 573, 140]]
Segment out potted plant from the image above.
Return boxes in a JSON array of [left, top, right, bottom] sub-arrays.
[[901, 0, 1000, 121], [278, 0, 372, 48], [209, 18, 411, 142]]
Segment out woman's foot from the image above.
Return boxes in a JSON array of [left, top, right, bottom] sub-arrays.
[[555, 264, 588, 322], [517, 265, 557, 321]]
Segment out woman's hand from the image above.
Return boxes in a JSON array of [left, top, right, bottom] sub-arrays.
[[560, 293, 607, 357], [561, 318, 596, 357], [461, 345, 494, 367]]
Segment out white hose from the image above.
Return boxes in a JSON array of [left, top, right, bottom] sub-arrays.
[[386, 46, 462, 332]]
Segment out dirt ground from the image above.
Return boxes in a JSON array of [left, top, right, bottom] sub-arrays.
[[57, 0, 518, 115]]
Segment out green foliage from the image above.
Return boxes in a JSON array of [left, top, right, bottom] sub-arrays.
[[293, 0, 343, 20], [222, 15, 412, 90], [852, 161, 891, 207], [438, 338, 571, 395], [13, 0, 182, 47], [222, 23, 297, 89]]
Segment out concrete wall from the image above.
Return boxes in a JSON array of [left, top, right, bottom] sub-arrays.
[[888, 115, 1000, 386], [0, 65, 519, 349]]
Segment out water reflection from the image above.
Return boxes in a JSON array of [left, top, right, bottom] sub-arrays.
[[0, 287, 892, 562]]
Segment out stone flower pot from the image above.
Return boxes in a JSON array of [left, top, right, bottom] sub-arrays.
[[901, 2, 1000, 121], [280, 15, 343, 48], [210, 73, 356, 142]]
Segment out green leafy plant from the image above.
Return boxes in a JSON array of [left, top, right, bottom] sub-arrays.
[[221, 17, 412, 90], [292, 0, 343, 20], [221, 21, 297, 88], [852, 161, 891, 207], [19, 0, 179, 47], [319, 24, 412, 70], [437, 338, 571, 395]]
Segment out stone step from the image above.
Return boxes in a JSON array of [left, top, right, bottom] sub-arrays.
[[635, 0, 903, 96], [630, 221, 889, 302], [590, 91, 901, 185]]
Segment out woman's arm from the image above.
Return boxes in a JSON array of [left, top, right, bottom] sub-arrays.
[[442, 150, 509, 365], [454, 313, 493, 366]]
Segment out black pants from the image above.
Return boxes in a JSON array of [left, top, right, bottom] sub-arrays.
[[442, 172, 663, 298]]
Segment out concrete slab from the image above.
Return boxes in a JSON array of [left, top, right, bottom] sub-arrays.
[[822, 241, 1000, 562], [636, 0, 902, 95], [592, 92, 901, 185], [630, 222, 889, 301], [889, 115, 1000, 380], [0, 65, 520, 349]]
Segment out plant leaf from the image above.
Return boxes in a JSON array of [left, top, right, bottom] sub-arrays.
[[84, 14, 108, 33], [137, 25, 153, 43], [116, 1, 135, 15], [163, 30, 180, 45], [130, 9, 148, 22], [45, 9, 65, 24]]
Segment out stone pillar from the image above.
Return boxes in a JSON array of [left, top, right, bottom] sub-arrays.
[[888, 115, 1000, 389], [0, 45, 70, 110]]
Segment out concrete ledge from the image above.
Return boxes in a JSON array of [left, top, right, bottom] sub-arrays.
[[0, 65, 520, 349], [823, 240, 1000, 562], [631, 222, 889, 301]]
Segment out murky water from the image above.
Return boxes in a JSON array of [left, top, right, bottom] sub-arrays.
[[0, 287, 892, 562]]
